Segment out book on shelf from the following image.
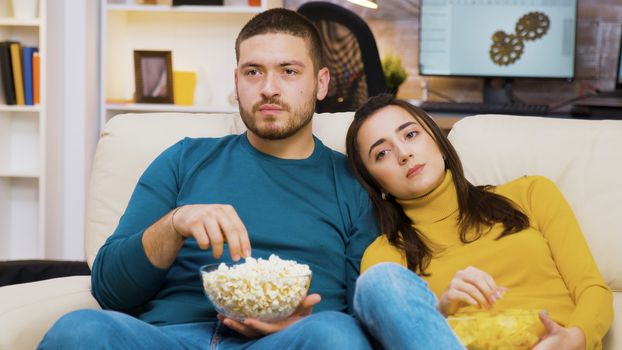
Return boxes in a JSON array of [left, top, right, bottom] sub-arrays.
[[0, 41, 16, 105], [0, 41, 39, 106], [22, 46, 37, 105], [9, 42, 25, 105], [33, 50, 39, 104]]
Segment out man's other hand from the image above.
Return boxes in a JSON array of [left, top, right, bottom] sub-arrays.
[[218, 293, 322, 338]]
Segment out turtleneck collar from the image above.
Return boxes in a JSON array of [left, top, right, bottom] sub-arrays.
[[396, 170, 459, 225]]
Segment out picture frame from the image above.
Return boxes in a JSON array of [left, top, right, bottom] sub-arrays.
[[172, 0, 224, 5], [134, 50, 174, 103]]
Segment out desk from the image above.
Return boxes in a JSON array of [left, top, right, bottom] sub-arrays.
[[409, 99, 573, 132], [409, 99, 466, 132], [430, 113, 466, 132]]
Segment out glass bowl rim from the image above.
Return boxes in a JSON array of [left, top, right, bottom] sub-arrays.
[[199, 263, 313, 278]]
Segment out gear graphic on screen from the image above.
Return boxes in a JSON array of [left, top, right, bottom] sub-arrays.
[[489, 12, 550, 66], [489, 31, 524, 66], [516, 12, 550, 41]]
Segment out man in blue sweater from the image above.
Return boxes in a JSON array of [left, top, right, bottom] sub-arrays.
[[38, 8, 379, 349]]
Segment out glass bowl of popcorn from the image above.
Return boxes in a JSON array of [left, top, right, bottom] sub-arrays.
[[447, 309, 546, 350], [200, 255, 312, 322]]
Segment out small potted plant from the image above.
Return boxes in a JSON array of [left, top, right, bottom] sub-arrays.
[[381, 51, 408, 95]]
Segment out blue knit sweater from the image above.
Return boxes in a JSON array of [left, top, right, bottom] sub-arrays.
[[91, 133, 379, 325]]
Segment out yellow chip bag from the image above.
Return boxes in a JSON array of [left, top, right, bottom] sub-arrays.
[[447, 309, 546, 350]]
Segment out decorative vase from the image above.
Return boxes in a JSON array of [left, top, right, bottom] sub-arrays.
[[173, 71, 197, 106]]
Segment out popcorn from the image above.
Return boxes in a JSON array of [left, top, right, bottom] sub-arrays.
[[201, 255, 312, 321]]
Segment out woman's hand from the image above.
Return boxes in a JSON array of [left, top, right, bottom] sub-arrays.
[[438, 266, 508, 316], [531, 311, 585, 350], [218, 294, 321, 338]]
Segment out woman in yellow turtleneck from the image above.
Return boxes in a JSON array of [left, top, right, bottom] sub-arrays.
[[345, 94, 612, 350]]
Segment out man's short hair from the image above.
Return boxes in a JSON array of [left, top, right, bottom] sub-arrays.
[[235, 8, 325, 72]]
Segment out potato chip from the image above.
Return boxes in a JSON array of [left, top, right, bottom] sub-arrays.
[[448, 309, 546, 350]]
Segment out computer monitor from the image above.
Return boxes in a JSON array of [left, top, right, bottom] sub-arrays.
[[419, 0, 577, 105], [617, 31, 622, 89]]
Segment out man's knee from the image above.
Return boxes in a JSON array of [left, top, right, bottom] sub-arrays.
[[59, 310, 113, 333], [40, 309, 124, 348]]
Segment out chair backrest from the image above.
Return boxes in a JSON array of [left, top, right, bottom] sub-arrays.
[[88, 112, 622, 277], [84, 112, 354, 267], [298, 1, 387, 113]]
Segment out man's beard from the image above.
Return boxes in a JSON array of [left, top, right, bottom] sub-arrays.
[[238, 91, 317, 140]]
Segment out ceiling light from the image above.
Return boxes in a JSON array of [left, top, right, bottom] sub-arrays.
[[347, 0, 378, 9]]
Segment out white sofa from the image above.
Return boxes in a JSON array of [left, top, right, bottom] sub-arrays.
[[0, 112, 619, 349]]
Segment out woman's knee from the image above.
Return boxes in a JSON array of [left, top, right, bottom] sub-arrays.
[[355, 263, 436, 312], [295, 311, 372, 349], [357, 263, 424, 294]]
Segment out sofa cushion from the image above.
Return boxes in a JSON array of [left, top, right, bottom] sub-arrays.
[[85, 113, 246, 266], [85, 112, 356, 266], [448, 115, 622, 292]]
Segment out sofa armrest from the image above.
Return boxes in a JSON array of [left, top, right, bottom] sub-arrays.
[[0, 276, 100, 350], [603, 291, 622, 350]]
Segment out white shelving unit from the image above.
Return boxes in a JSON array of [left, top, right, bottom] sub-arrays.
[[106, 102, 237, 113], [100, 0, 271, 127], [0, 0, 47, 260]]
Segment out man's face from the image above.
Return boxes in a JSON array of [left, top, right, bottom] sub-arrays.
[[235, 33, 326, 140]]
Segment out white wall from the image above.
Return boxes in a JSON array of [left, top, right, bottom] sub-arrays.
[[46, 0, 99, 260]]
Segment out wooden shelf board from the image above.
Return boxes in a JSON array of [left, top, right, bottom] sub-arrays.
[[0, 105, 40, 112], [106, 103, 238, 113], [107, 4, 265, 14], [0, 171, 39, 178], [0, 18, 40, 26]]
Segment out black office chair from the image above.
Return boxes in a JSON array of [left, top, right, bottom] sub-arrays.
[[298, 1, 387, 113]]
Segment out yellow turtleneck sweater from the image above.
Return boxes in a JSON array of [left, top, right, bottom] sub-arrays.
[[361, 171, 612, 350]]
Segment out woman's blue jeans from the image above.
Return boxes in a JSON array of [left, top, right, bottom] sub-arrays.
[[39, 263, 463, 349], [353, 263, 464, 350]]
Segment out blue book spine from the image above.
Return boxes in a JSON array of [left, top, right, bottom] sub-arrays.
[[22, 46, 36, 105]]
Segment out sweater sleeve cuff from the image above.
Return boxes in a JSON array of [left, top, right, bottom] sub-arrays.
[[120, 230, 169, 290], [565, 322, 596, 350], [566, 286, 612, 350]]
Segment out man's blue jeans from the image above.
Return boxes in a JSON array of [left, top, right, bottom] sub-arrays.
[[38, 309, 372, 349], [39, 263, 463, 349]]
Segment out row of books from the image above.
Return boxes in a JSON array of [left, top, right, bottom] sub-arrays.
[[0, 41, 39, 106]]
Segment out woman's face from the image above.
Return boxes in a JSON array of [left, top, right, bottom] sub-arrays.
[[357, 105, 446, 199]]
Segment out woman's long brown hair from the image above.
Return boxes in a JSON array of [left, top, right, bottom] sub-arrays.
[[346, 94, 529, 275]]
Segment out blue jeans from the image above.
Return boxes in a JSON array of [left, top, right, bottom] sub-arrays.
[[39, 263, 463, 350], [38, 309, 372, 350], [354, 263, 465, 350]]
